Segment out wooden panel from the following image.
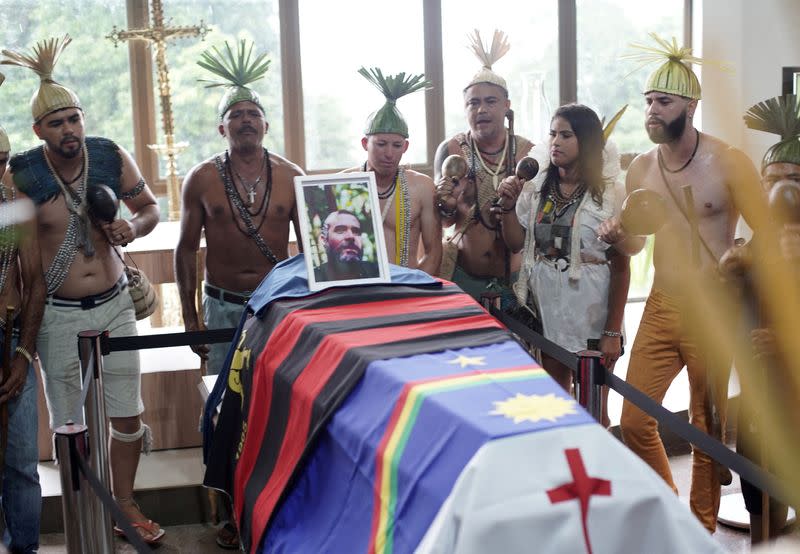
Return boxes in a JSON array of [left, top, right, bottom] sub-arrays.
[[558, 0, 578, 105], [126, 0, 160, 190], [423, 0, 445, 166], [140, 369, 205, 451], [279, 0, 306, 169], [37, 364, 208, 460]]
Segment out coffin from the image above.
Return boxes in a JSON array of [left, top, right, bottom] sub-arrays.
[[203, 256, 722, 554]]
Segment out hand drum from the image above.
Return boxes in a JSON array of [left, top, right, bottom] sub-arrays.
[[620, 188, 667, 236], [86, 183, 119, 224]]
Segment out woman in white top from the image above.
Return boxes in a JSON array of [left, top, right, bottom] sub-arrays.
[[497, 104, 630, 422]]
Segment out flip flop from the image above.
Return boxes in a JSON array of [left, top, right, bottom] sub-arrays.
[[216, 522, 240, 550], [114, 520, 166, 544]]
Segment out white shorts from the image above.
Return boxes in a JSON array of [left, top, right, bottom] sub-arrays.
[[38, 288, 143, 428]]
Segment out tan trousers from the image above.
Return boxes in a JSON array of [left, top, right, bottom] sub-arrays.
[[620, 288, 729, 533]]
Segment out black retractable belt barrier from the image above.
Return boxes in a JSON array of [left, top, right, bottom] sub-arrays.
[[75, 455, 154, 554], [101, 327, 237, 354], [488, 304, 794, 508]]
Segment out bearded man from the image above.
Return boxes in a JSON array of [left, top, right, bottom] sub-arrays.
[[3, 36, 162, 543], [597, 34, 763, 533]]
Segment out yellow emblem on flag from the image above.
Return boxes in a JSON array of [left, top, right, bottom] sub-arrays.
[[490, 393, 578, 423], [228, 330, 250, 405]]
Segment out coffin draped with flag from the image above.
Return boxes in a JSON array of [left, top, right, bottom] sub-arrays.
[[203, 256, 722, 554]]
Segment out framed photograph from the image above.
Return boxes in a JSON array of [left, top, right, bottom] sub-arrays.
[[294, 172, 390, 292]]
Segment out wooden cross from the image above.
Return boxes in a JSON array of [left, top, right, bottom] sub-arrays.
[[107, 0, 209, 221]]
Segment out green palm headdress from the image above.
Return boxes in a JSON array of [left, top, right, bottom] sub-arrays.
[[744, 94, 800, 170], [358, 67, 431, 138], [197, 39, 271, 120], [0, 73, 9, 151], [465, 29, 510, 93], [623, 33, 709, 100], [1, 34, 81, 122]]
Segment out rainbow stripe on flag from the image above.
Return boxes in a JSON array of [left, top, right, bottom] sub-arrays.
[[262, 341, 593, 553]]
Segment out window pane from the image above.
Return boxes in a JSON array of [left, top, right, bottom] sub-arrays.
[[0, 0, 134, 154], [441, 0, 559, 148], [299, 0, 427, 170], [577, 0, 683, 298], [148, 0, 283, 177], [577, 0, 684, 154]]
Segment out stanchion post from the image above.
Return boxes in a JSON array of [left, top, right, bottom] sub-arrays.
[[55, 423, 99, 553], [77, 330, 115, 552], [575, 350, 605, 423]]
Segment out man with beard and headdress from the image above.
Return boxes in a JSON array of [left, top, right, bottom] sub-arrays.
[[1, 36, 162, 543], [597, 34, 763, 533], [314, 209, 379, 282], [434, 30, 533, 303], [343, 67, 441, 275], [176, 40, 303, 376]]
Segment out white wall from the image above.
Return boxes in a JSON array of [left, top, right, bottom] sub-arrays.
[[698, 0, 800, 166]]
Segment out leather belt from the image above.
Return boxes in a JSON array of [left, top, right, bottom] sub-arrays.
[[204, 284, 250, 306], [48, 274, 127, 310]]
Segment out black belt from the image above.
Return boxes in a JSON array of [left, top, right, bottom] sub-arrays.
[[49, 274, 127, 310], [204, 284, 250, 306]]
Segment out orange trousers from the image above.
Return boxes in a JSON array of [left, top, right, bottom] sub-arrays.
[[620, 289, 729, 533]]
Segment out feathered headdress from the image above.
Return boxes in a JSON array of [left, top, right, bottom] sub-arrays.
[[1, 35, 81, 123], [197, 40, 271, 120], [623, 33, 707, 100], [358, 67, 430, 138], [0, 73, 9, 152], [465, 29, 510, 93], [744, 94, 800, 170]]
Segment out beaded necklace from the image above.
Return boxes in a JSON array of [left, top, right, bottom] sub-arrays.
[[42, 145, 92, 294], [230, 151, 266, 208], [0, 185, 18, 296], [364, 163, 411, 265], [470, 133, 507, 192], [214, 150, 279, 264]]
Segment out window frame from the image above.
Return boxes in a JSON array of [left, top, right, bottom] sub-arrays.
[[124, 0, 691, 188]]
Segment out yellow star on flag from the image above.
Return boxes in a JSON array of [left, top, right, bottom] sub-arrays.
[[447, 355, 486, 368], [490, 393, 578, 423]]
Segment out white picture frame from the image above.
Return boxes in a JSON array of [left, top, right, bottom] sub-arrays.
[[294, 172, 390, 292]]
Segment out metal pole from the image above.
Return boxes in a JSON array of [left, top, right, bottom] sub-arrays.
[[77, 330, 115, 552], [55, 423, 96, 553], [575, 350, 605, 423]]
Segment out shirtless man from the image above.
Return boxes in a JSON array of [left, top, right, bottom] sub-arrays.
[[597, 38, 762, 532], [3, 37, 163, 542], [434, 31, 533, 304], [0, 118, 46, 554], [176, 41, 303, 376], [344, 67, 440, 274]]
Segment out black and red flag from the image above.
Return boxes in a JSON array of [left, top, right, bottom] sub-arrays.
[[203, 272, 512, 551]]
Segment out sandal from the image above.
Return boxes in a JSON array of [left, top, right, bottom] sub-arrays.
[[114, 496, 166, 544], [216, 522, 240, 550], [114, 520, 166, 544]]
